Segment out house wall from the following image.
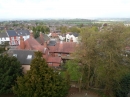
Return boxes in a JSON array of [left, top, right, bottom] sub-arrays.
[[69, 35, 78, 42], [22, 65, 30, 73], [58, 35, 65, 41], [66, 34, 79, 42], [18, 35, 30, 45], [0, 37, 10, 44], [23, 35, 30, 40], [54, 53, 69, 57], [66, 34, 70, 42], [48, 63, 60, 67], [9, 36, 19, 45]]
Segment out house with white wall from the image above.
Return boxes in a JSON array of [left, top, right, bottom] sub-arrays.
[[16, 30, 30, 44], [66, 32, 79, 43], [0, 32, 10, 44], [0, 30, 30, 45]]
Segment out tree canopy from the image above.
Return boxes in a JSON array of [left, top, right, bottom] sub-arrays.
[[13, 51, 69, 97], [74, 25, 130, 96], [32, 25, 50, 38], [0, 54, 23, 94]]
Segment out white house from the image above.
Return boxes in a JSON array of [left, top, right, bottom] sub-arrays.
[[16, 30, 30, 43], [58, 35, 66, 41], [0, 30, 30, 45], [66, 32, 79, 43], [0, 32, 10, 44]]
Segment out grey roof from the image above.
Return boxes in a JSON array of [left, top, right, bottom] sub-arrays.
[[0, 27, 5, 30], [48, 40, 56, 46], [16, 30, 30, 36], [7, 49, 35, 65], [6, 30, 18, 37], [69, 32, 79, 37], [0, 32, 8, 38], [36, 33, 50, 43]]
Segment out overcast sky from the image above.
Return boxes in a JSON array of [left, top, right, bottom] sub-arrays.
[[0, 0, 130, 20]]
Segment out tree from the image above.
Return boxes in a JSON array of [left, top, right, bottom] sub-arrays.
[[74, 25, 130, 96], [13, 51, 69, 97], [75, 27, 98, 89], [0, 54, 23, 94], [0, 42, 9, 54], [65, 60, 81, 81], [115, 72, 130, 97], [65, 60, 82, 92], [68, 26, 81, 33]]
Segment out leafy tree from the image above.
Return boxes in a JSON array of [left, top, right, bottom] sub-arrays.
[[43, 26, 50, 33], [65, 60, 81, 81], [74, 25, 130, 96], [68, 26, 81, 33], [75, 27, 98, 89], [0, 54, 23, 94], [0, 42, 9, 54], [13, 51, 69, 97], [65, 60, 82, 92], [32, 25, 50, 38], [115, 72, 130, 97]]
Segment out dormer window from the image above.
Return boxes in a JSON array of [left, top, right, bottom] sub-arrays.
[[13, 54, 17, 57], [27, 55, 32, 59]]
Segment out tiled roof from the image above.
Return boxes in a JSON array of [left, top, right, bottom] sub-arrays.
[[48, 40, 57, 46], [6, 30, 18, 37], [16, 30, 30, 36], [55, 42, 76, 53], [0, 32, 8, 38], [8, 49, 35, 65], [69, 32, 79, 37], [36, 33, 50, 44], [25, 37, 41, 49], [51, 32, 58, 37], [48, 46, 56, 52], [47, 57, 61, 63], [18, 37, 45, 54], [49, 42, 76, 53]]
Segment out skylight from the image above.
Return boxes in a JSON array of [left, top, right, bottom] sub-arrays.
[[27, 55, 32, 59], [13, 54, 17, 57]]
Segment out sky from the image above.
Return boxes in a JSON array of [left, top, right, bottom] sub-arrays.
[[0, 0, 130, 20]]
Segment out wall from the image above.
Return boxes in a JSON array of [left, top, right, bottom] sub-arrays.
[[0, 37, 10, 44], [22, 65, 30, 73], [9, 36, 19, 45]]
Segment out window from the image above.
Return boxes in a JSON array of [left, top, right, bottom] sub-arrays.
[[13, 54, 17, 57], [67, 54, 70, 57], [58, 53, 61, 57], [27, 55, 32, 59], [11, 37, 14, 40]]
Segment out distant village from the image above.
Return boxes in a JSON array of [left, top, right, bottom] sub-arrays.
[[0, 20, 130, 73], [0, 20, 81, 73]]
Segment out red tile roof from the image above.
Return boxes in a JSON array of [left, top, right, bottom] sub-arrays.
[[48, 42, 76, 53], [48, 46, 56, 52], [51, 32, 58, 37], [47, 56, 61, 63]]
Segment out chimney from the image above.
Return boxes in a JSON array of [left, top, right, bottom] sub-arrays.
[[40, 32, 44, 45], [70, 37, 73, 42], [30, 30, 33, 38], [20, 36, 25, 49], [44, 41, 47, 48]]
